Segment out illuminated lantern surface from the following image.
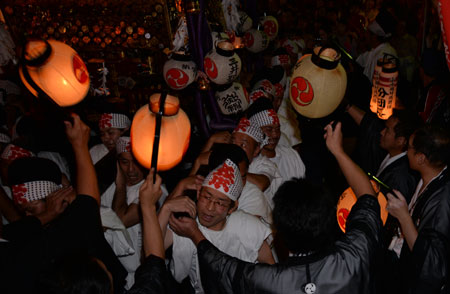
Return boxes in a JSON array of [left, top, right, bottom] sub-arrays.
[[261, 16, 279, 41], [204, 41, 241, 85], [19, 39, 90, 107], [163, 52, 197, 90], [131, 93, 191, 171], [215, 82, 249, 115], [438, 0, 450, 70], [370, 56, 398, 120], [289, 46, 347, 118], [370, 59, 383, 113], [337, 180, 388, 233], [244, 29, 269, 53]]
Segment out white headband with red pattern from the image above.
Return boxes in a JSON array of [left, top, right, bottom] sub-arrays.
[[202, 159, 243, 201], [1, 144, 34, 161], [99, 113, 131, 130]]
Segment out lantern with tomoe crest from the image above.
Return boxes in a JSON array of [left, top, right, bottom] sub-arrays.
[[19, 39, 90, 107], [204, 41, 241, 85], [261, 15, 279, 41], [215, 82, 249, 115], [163, 52, 197, 90], [289, 46, 347, 118], [131, 93, 190, 171], [244, 29, 269, 53], [370, 55, 398, 120]]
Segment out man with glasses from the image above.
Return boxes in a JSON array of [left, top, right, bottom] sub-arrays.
[[158, 159, 275, 293]]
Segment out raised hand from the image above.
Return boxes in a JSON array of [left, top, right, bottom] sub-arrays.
[[139, 168, 163, 208]]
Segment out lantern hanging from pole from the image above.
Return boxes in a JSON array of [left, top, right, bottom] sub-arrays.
[[261, 15, 279, 41], [130, 93, 191, 171], [163, 52, 197, 90], [369, 55, 398, 120], [289, 46, 347, 118], [204, 41, 242, 85], [19, 39, 90, 107], [244, 29, 269, 53], [337, 180, 388, 233], [215, 82, 249, 115]]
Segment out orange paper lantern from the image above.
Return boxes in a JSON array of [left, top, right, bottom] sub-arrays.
[[131, 93, 191, 171], [336, 180, 388, 233], [19, 39, 90, 107], [369, 55, 398, 120], [289, 46, 347, 118]]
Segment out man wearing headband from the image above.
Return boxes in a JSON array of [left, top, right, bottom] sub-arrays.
[[356, 9, 398, 82], [158, 159, 274, 293], [2, 114, 126, 293], [90, 112, 131, 165]]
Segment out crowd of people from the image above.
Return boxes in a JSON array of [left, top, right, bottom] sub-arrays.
[[0, 0, 449, 293]]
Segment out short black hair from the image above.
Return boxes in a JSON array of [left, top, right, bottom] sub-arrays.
[[272, 178, 336, 255], [412, 124, 450, 168], [209, 143, 249, 171], [392, 109, 424, 150], [8, 157, 62, 186]]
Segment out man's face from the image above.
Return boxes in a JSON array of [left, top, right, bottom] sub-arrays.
[[100, 128, 123, 151], [118, 152, 145, 186], [261, 124, 281, 151], [20, 199, 47, 216], [380, 116, 400, 152], [197, 186, 235, 231], [231, 132, 258, 162]]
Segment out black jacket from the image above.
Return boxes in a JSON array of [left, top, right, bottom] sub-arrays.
[[196, 195, 382, 294]]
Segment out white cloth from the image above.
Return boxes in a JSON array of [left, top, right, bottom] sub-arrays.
[[249, 155, 283, 209], [171, 210, 272, 294], [238, 181, 272, 224], [277, 77, 302, 147], [38, 151, 71, 181], [356, 42, 397, 82], [89, 143, 109, 165], [270, 145, 306, 183], [376, 152, 407, 177]]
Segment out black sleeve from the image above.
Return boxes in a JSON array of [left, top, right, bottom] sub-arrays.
[[127, 255, 169, 294], [356, 113, 387, 173]]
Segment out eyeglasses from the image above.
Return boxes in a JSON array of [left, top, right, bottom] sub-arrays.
[[198, 193, 231, 209]]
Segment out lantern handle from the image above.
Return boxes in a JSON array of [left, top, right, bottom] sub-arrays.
[[311, 44, 341, 70], [150, 91, 168, 183], [22, 39, 53, 67]]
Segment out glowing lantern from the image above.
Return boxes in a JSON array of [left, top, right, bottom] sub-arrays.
[[204, 41, 242, 85], [19, 39, 90, 107], [215, 82, 249, 115], [163, 52, 197, 90], [337, 180, 388, 233], [131, 93, 191, 171], [438, 0, 450, 70], [261, 15, 279, 41], [289, 46, 347, 118], [244, 29, 269, 53], [369, 55, 398, 120]]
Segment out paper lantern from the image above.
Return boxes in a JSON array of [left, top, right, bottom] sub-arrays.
[[215, 82, 249, 115], [244, 29, 269, 53], [163, 52, 197, 90], [289, 46, 347, 118], [438, 0, 450, 70], [261, 15, 279, 41], [19, 39, 90, 107], [131, 93, 191, 171], [237, 10, 253, 33], [337, 180, 388, 233], [369, 56, 398, 120], [204, 41, 242, 85]]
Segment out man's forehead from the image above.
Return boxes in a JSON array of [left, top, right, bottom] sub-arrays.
[[202, 186, 231, 201]]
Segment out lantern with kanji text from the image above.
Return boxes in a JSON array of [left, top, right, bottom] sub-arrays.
[[163, 52, 197, 90], [204, 41, 242, 85]]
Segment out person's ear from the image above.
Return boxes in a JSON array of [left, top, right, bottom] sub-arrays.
[[227, 200, 239, 215], [253, 144, 261, 158], [396, 136, 407, 150], [417, 153, 426, 165]]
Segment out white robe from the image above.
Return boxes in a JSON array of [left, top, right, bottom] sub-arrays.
[[238, 181, 272, 224], [249, 155, 283, 209], [356, 42, 397, 82], [171, 210, 272, 294], [89, 143, 109, 165]]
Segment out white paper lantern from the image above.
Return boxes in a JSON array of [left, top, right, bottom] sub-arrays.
[[215, 82, 249, 115], [244, 29, 270, 53], [261, 15, 279, 41], [163, 52, 197, 90], [237, 10, 253, 33], [289, 46, 347, 118], [19, 39, 90, 107], [204, 41, 242, 85]]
